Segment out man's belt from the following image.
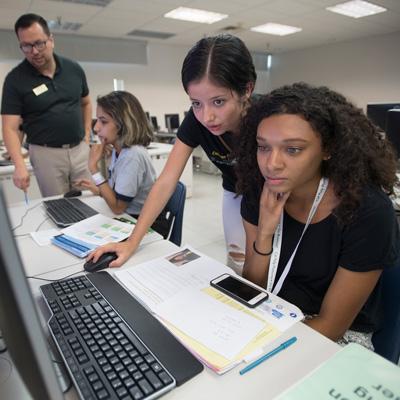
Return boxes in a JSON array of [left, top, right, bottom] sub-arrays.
[[33, 141, 81, 149]]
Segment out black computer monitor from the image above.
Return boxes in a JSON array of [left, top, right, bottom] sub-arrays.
[[0, 185, 64, 400], [367, 103, 400, 132], [150, 116, 159, 132], [385, 109, 400, 159], [165, 114, 180, 133]]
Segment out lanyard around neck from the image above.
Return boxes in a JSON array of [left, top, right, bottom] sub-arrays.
[[266, 177, 329, 295]]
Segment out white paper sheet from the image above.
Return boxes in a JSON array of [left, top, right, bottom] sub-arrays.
[[155, 289, 265, 360], [30, 229, 60, 246], [61, 214, 134, 245], [114, 246, 229, 309]]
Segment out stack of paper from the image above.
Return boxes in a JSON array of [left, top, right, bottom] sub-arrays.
[[113, 246, 303, 374], [51, 214, 161, 257]]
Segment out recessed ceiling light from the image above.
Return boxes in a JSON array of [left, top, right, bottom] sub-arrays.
[[164, 7, 228, 24], [326, 0, 386, 18], [250, 23, 302, 36]]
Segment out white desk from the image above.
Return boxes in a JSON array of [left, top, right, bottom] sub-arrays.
[[1, 195, 340, 400], [0, 145, 42, 205]]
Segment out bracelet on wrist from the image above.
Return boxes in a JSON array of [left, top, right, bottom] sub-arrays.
[[92, 172, 106, 186], [253, 240, 273, 256]]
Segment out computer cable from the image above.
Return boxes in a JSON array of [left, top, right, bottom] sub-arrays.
[[26, 268, 85, 282], [26, 260, 85, 282], [34, 216, 50, 232], [14, 216, 51, 238], [11, 201, 43, 232]]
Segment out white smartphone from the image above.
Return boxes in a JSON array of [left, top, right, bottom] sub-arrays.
[[210, 273, 269, 308]]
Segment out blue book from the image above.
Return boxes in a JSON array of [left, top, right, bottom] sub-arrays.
[[51, 234, 97, 258]]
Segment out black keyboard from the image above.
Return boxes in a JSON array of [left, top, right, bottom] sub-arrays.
[[40, 273, 203, 400], [43, 198, 98, 227]]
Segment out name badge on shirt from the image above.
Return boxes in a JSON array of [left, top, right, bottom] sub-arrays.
[[32, 84, 48, 96]]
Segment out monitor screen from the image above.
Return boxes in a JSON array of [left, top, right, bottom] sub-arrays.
[[386, 109, 400, 159], [151, 116, 159, 132], [366, 103, 400, 132], [165, 114, 180, 132], [0, 185, 64, 400]]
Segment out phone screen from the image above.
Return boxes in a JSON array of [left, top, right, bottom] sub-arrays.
[[216, 276, 263, 301]]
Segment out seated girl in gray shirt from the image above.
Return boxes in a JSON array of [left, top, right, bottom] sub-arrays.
[[76, 91, 156, 217]]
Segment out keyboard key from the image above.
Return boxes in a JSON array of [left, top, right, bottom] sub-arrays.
[[159, 371, 173, 385], [92, 380, 104, 391], [124, 377, 135, 388], [138, 379, 153, 396], [119, 370, 129, 380], [129, 385, 143, 400], [145, 371, 162, 390], [117, 386, 129, 398], [111, 378, 123, 389], [132, 371, 143, 381], [139, 363, 149, 373], [97, 389, 110, 400]]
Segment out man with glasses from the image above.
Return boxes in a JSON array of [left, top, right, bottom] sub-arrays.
[[1, 13, 92, 197]]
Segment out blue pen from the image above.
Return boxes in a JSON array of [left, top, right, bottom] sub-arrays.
[[239, 336, 297, 375], [24, 191, 29, 205]]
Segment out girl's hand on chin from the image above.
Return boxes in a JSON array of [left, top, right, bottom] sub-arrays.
[[258, 183, 290, 235]]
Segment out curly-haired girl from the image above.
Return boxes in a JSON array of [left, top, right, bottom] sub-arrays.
[[236, 82, 399, 348]]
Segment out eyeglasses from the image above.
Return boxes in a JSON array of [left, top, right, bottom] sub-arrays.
[[19, 40, 49, 53]]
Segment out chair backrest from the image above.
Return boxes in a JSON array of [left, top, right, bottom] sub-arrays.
[[371, 263, 400, 364], [164, 181, 186, 246]]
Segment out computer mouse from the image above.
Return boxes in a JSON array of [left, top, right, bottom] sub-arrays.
[[84, 252, 118, 273], [64, 189, 82, 198]]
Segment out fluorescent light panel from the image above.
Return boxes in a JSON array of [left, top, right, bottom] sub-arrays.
[[326, 0, 386, 18], [164, 7, 228, 24], [251, 23, 302, 36]]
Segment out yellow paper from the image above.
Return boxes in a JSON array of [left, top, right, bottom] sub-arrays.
[[161, 287, 281, 373]]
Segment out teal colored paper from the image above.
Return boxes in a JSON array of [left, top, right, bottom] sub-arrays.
[[276, 343, 400, 400]]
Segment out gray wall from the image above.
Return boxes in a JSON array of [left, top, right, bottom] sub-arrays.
[[268, 31, 400, 110], [1, 30, 399, 136], [0, 29, 147, 64]]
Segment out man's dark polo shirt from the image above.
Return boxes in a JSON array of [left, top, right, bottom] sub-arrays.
[[1, 54, 89, 147]]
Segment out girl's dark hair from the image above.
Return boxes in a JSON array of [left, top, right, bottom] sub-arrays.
[[236, 82, 398, 224], [97, 91, 153, 148], [181, 34, 257, 96], [15, 13, 50, 36]]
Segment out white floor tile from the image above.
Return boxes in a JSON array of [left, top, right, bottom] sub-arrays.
[[182, 171, 226, 263]]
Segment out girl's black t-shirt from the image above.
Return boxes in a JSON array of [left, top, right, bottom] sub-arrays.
[[241, 185, 400, 333], [177, 109, 237, 193]]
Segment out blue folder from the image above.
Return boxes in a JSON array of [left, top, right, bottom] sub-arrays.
[[51, 234, 97, 258]]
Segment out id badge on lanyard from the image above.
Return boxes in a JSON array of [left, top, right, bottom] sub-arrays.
[[267, 177, 329, 295]]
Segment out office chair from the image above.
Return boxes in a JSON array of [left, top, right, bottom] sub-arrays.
[[371, 263, 400, 364], [164, 181, 186, 246]]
